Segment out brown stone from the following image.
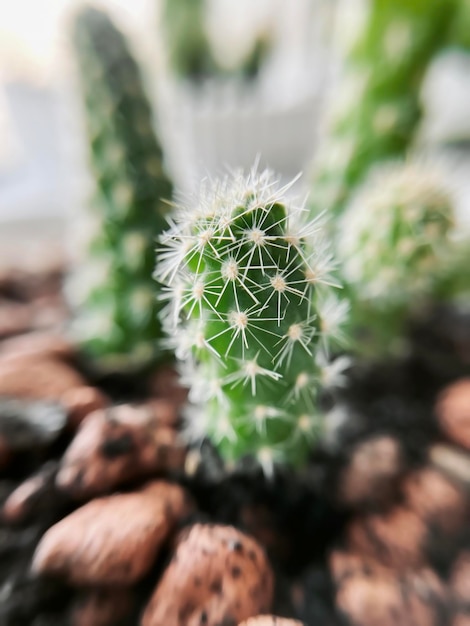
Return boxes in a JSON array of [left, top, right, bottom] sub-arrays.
[[450, 552, 470, 604], [32, 481, 192, 585], [337, 436, 403, 509], [436, 379, 470, 449], [336, 568, 445, 626], [70, 589, 134, 626], [0, 332, 74, 362], [238, 617, 303, 626], [452, 615, 470, 626], [140, 398, 180, 429], [402, 467, 468, 534], [429, 444, 470, 488], [329, 550, 389, 586], [2, 462, 58, 524], [0, 356, 85, 401], [141, 524, 274, 626], [56, 405, 186, 498], [147, 366, 188, 409], [347, 506, 427, 570], [0, 301, 34, 339], [61, 386, 109, 430]]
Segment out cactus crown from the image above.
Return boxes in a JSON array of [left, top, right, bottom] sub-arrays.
[[338, 161, 455, 308], [156, 168, 348, 473]]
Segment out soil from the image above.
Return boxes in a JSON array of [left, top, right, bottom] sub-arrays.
[[1, 257, 470, 626]]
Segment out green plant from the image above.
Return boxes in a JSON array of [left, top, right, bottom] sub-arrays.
[[156, 168, 349, 473], [310, 0, 460, 219], [69, 6, 173, 371], [337, 160, 459, 355]]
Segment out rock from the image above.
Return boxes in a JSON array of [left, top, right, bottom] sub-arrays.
[[347, 506, 427, 570], [2, 462, 61, 524], [0, 398, 67, 451], [452, 615, 470, 626], [450, 551, 470, 604], [70, 589, 134, 626], [56, 405, 186, 498], [140, 399, 180, 429], [336, 568, 445, 626], [0, 333, 75, 362], [32, 481, 191, 586], [337, 436, 403, 509], [436, 379, 470, 449], [238, 617, 303, 625], [402, 467, 468, 534], [329, 550, 389, 586], [141, 524, 274, 626], [0, 301, 34, 339], [61, 386, 109, 430], [429, 444, 470, 488], [240, 503, 291, 561], [147, 366, 188, 409], [0, 356, 86, 401]]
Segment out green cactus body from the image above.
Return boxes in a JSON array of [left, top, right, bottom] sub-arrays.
[[311, 0, 459, 219], [156, 169, 348, 473], [70, 7, 173, 371], [338, 160, 457, 355]]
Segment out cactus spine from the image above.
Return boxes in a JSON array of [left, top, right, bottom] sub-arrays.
[[337, 160, 458, 355], [310, 0, 459, 219], [70, 7, 173, 371], [156, 168, 349, 473]]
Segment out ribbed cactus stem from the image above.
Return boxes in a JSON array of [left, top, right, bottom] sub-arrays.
[[310, 0, 460, 219], [69, 6, 173, 371], [338, 160, 457, 355], [156, 168, 349, 473]]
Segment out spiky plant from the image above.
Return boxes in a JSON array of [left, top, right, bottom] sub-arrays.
[[69, 6, 173, 371], [156, 168, 349, 473], [337, 160, 459, 355], [310, 0, 460, 219]]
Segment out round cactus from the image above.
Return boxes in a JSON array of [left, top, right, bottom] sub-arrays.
[[156, 168, 349, 473], [338, 160, 458, 353], [310, 0, 460, 219]]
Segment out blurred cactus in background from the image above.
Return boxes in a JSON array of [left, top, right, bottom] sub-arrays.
[[68, 6, 173, 372], [161, 0, 271, 82], [156, 167, 349, 473], [310, 0, 460, 219], [337, 160, 463, 356]]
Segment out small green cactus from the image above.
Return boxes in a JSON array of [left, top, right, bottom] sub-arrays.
[[156, 168, 349, 473], [69, 6, 173, 371], [337, 160, 458, 355], [310, 0, 460, 219]]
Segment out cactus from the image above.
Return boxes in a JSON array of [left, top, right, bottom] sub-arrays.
[[156, 168, 349, 473], [310, 0, 460, 219], [69, 6, 173, 371], [337, 160, 459, 355]]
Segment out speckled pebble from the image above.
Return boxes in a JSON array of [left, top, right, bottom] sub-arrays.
[[337, 436, 403, 509], [450, 551, 470, 604], [347, 506, 427, 570], [402, 467, 468, 534], [238, 616, 303, 625], [69, 588, 134, 626], [336, 568, 445, 626], [61, 386, 109, 429], [141, 523, 274, 626], [56, 404, 186, 498], [32, 481, 192, 585], [436, 379, 470, 449]]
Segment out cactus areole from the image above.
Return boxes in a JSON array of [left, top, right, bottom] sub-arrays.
[[156, 169, 348, 473]]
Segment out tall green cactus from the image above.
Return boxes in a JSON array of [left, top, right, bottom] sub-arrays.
[[337, 160, 458, 356], [156, 168, 349, 473], [310, 0, 460, 219], [69, 6, 173, 371]]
